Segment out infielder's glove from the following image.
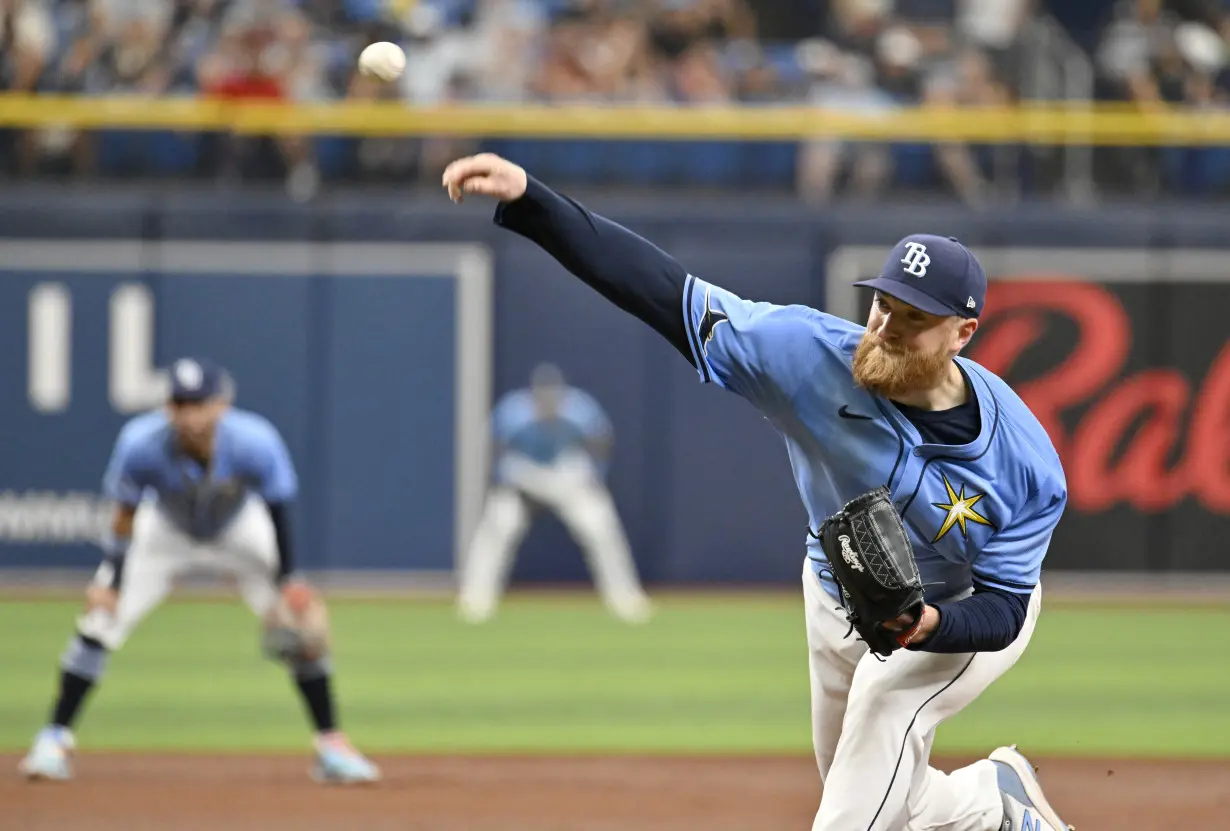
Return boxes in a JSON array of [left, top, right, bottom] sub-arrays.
[[261, 583, 331, 664], [817, 487, 926, 657]]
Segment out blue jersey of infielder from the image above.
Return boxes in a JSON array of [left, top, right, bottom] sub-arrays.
[[103, 409, 298, 540], [492, 386, 612, 482], [682, 277, 1067, 606]]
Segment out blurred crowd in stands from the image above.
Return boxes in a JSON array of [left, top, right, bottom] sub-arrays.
[[3, 0, 1230, 201]]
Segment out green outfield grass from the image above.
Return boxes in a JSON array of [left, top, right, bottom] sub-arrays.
[[0, 596, 1225, 758]]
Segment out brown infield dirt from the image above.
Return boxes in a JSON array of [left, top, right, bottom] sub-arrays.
[[2, 753, 1227, 831]]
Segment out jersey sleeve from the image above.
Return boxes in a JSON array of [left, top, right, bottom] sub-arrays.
[[569, 391, 612, 440], [254, 423, 299, 503], [682, 275, 825, 415], [972, 482, 1067, 595], [101, 424, 149, 507]]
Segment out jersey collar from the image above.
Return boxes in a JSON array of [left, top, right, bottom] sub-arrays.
[[166, 418, 225, 474], [878, 358, 998, 461]]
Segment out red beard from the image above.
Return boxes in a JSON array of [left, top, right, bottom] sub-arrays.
[[852, 333, 951, 400]]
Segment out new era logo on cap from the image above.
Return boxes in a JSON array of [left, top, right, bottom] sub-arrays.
[[853, 234, 987, 319]]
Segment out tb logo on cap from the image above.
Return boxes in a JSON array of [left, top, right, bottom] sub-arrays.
[[900, 241, 930, 277], [174, 359, 203, 391]]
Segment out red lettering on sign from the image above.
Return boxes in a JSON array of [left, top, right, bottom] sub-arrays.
[[1070, 370, 1188, 512], [968, 279, 1230, 514], [1188, 341, 1230, 512]]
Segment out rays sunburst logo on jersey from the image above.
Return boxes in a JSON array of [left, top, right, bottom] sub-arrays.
[[930, 473, 996, 543], [698, 285, 730, 356]]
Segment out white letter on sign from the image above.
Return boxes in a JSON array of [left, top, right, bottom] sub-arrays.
[[109, 284, 166, 413], [28, 283, 71, 413]]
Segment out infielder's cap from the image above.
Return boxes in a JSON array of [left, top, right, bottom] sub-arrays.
[[531, 362, 564, 388], [853, 234, 987, 319], [169, 357, 229, 402]]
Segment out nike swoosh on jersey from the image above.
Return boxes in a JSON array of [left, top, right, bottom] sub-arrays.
[[838, 405, 873, 420]]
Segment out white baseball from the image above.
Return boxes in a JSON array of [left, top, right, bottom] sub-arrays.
[[358, 42, 406, 82]]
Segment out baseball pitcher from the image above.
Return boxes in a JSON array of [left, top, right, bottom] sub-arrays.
[[19, 358, 380, 785], [459, 363, 652, 624], [442, 154, 1074, 831]]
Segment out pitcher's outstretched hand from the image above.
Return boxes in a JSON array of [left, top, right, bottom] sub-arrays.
[[443, 153, 528, 204]]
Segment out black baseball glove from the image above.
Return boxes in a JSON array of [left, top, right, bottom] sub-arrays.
[[817, 487, 926, 657]]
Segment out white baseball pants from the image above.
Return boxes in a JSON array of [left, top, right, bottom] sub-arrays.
[[802, 562, 1042, 831], [78, 498, 281, 651], [458, 459, 651, 623]]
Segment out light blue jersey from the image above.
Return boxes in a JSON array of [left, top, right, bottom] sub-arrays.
[[102, 408, 298, 541], [492, 387, 612, 481], [682, 276, 1067, 604]]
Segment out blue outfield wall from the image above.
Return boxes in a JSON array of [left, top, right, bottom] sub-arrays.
[[0, 188, 1227, 584]]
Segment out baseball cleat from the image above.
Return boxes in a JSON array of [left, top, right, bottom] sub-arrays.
[[18, 726, 75, 782], [310, 733, 381, 785], [457, 599, 496, 624], [991, 744, 1074, 830], [614, 597, 654, 624]]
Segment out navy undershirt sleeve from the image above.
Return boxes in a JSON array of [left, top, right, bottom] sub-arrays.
[[266, 501, 296, 585], [913, 583, 1029, 653], [494, 176, 694, 364]]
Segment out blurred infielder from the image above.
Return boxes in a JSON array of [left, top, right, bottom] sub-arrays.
[[443, 154, 1074, 830], [459, 363, 652, 623], [19, 358, 380, 785]]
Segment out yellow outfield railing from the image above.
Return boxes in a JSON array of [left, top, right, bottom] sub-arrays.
[[2, 94, 1230, 145]]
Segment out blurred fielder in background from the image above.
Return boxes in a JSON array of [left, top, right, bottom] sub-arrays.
[[19, 358, 380, 785], [458, 363, 652, 624]]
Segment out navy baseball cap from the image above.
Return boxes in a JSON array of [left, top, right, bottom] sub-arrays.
[[168, 358, 229, 403], [853, 234, 987, 319]]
